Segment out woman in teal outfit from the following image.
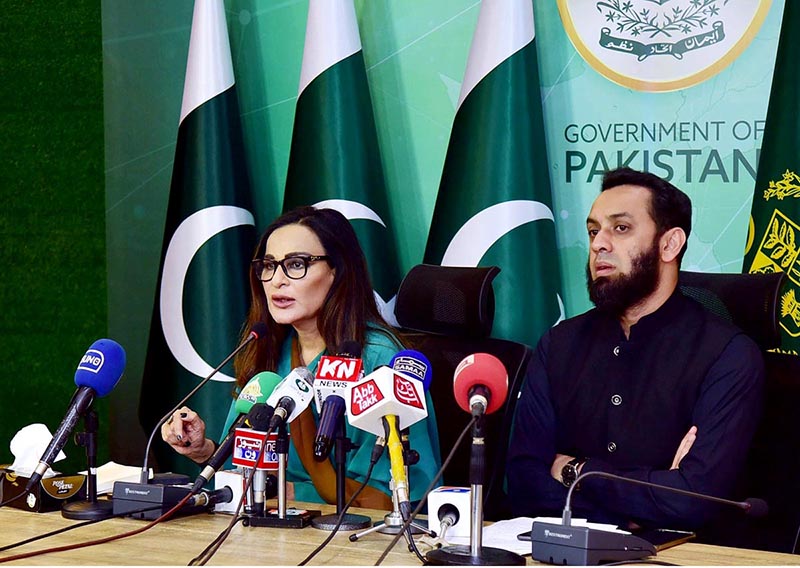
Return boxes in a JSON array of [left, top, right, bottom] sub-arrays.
[[161, 206, 440, 509]]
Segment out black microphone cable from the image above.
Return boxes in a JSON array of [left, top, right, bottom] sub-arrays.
[[374, 415, 477, 566], [0, 503, 163, 554], [0, 492, 28, 509], [297, 436, 387, 566], [0, 488, 196, 564], [189, 438, 265, 566]]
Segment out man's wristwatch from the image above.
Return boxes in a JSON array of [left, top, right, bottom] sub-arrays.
[[560, 457, 586, 488]]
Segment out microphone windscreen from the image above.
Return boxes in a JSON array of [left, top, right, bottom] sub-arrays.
[[391, 349, 433, 391], [338, 340, 362, 359], [453, 353, 508, 414], [250, 322, 269, 340], [744, 497, 769, 517], [235, 371, 282, 414], [74, 339, 126, 397]]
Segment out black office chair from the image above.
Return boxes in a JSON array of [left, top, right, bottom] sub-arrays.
[[678, 270, 800, 553], [395, 264, 532, 521], [678, 270, 783, 350]]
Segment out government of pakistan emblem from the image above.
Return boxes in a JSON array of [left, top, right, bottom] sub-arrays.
[[748, 170, 800, 338], [557, 0, 772, 91]]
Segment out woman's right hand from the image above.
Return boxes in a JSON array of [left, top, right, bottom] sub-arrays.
[[160, 406, 215, 463]]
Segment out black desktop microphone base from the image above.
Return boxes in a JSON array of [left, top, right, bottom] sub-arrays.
[[62, 499, 114, 521], [311, 512, 371, 531], [425, 545, 526, 566]]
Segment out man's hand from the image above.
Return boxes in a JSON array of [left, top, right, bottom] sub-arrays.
[[550, 453, 576, 481], [670, 425, 697, 470]]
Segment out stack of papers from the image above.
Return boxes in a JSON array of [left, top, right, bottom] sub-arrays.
[[445, 516, 629, 556], [79, 462, 152, 494]]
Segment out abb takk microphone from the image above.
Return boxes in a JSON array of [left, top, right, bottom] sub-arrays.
[[26, 339, 126, 492]]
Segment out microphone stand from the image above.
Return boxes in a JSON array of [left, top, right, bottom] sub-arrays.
[[311, 418, 371, 530], [246, 423, 320, 528], [62, 409, 114, 520], [350, 429, 434, 541], [426, 415, 525, 566]]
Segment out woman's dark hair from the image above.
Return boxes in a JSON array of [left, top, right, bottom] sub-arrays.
[[601, 167, 692, 264], [233, 206, 394, 388]]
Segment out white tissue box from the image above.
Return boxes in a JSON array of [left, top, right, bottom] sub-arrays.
[[1, 468, 86, 512]]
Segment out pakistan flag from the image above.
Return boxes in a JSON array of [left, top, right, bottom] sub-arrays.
[[139, 0, 256, 475], [743, 2, 800, 355], [282, 0, 400, 322], [424, 0, 563, 348]]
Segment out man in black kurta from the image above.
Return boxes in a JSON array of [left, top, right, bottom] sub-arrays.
[[507, 167, 764, 530]]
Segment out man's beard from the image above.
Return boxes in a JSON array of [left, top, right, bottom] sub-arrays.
[[586, 238, 661, 317]]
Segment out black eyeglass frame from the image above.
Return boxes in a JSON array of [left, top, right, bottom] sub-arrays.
[[251, 255, 331, 282]]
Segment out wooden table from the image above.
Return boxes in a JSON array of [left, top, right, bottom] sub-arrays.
[[0, 502, 798, 565]]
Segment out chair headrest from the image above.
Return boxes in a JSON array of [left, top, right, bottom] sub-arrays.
[[395, 264, 500, 338], [678, 270, 784, 350]]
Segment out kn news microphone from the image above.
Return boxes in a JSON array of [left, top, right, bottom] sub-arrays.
[[26, 339, 126, 492], [312, 341, 364, 461]]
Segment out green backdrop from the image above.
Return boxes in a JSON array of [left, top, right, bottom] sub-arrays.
[[0, 0, 106, 473]]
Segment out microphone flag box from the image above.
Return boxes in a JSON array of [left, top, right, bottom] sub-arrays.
[[427, 486, 471, 538], [345, 366, 427, 436], [232, 428, 283, 470], [0, 468, 86, 512]]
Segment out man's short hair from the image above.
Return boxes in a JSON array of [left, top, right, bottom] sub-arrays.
[[601, 167, 692, 264]]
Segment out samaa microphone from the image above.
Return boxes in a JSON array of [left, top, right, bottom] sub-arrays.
[[532, 470, 768, 565], [453, 353, 508, 416], [139, 322, 268, 484], [313, 340, 363, 461], [26, 339, 126, 492], [390, 349, 433, 392], [391, 349, 432, 466], [191, 371, 282, 492], [266, 366, 315, 432]]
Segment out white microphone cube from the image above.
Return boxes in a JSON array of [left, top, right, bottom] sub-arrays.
[[213, 469, 244, 514], [345, 366, 427, 436], [428, 486, 471, 539]]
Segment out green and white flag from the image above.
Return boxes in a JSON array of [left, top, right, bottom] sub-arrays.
[[282, 0, 400, 323], [140, 0, 256, 475], [424, 0, 563, 348], [743, 2, 800, 355]]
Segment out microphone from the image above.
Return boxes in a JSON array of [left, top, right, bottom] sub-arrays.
[[26, 339, 126, 492], [532, 470, 769, 565], [266, 366, 315, 432], [453, 353, 508, 417], [437, 503, 460, 540], [390, 349, 433, 391], [187, 485, 234, 509], [426, 354, 522, 566], [562, 471, 768, 526], [139, 322, 268, 484], [313, 341, 364, 461], [191, 371, 282, 492], [391, 349, 432, 466], [346, 363, 429, 521]]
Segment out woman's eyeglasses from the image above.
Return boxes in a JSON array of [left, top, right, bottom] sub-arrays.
[[251, 255, 330, 282]]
